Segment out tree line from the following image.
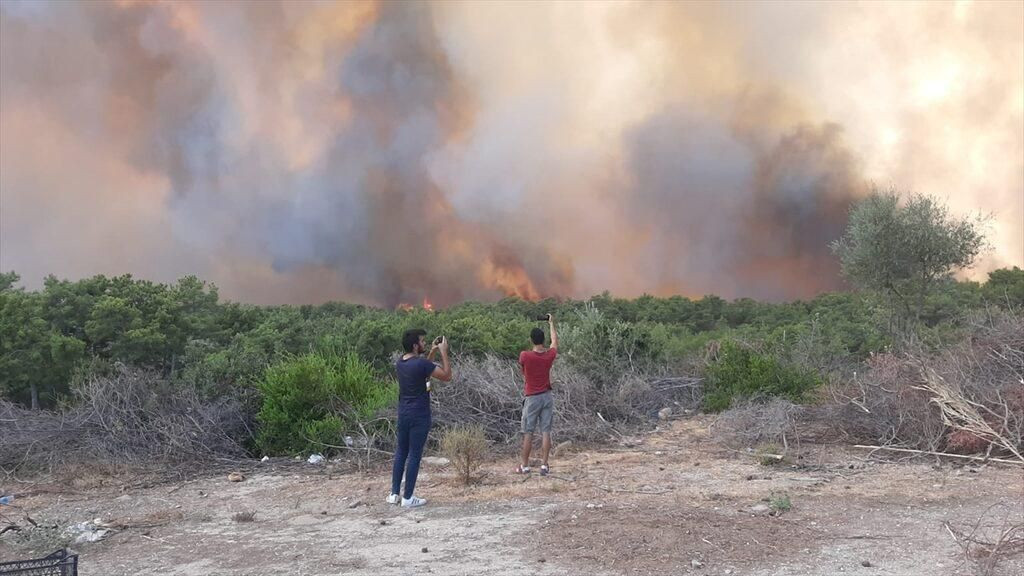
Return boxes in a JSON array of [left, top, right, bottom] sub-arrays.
[[1, 190, 1021, 413]]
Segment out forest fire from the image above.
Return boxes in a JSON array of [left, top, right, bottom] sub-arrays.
[[478, 255, 541, 302], [394, 298, 436, 312], [1, 1, 1018, 306]]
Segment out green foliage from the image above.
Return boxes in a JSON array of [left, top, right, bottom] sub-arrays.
[[832, 190, 987, 325], [770, 493, 792, 514], [703, 341, 822, 412], [1, 266, 1017, 415], [982, 266, 1024, 309], [255, 351, 396, 456], [559, 303, 669, 383], [0, 271, 20, 292], [0, 287, 85, 408]]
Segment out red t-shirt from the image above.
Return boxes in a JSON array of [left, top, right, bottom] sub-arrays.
[[519, 348, 557, 396]]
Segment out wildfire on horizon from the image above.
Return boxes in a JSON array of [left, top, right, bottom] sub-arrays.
[[1, 1, 1020, 306], [394, 298, 437, 312]]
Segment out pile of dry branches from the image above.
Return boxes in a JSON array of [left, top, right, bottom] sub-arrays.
[[430, 354, 701, 444], [829, 310, 1024, 461], [710, 397, 799, 450], [915, 311, 1024, 462], [0, 366, 251, 477]]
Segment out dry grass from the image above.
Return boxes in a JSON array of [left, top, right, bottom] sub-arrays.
[[440, 425, 488, 485]]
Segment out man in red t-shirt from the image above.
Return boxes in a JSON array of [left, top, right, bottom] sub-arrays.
[[517, 314, 558, 475]]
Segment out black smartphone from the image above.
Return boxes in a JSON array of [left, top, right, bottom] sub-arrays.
[[536, 314, 551, 322], [433, 336, 443, 345]]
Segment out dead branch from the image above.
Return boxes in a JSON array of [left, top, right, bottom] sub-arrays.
[[853, 445, 1024, 466]]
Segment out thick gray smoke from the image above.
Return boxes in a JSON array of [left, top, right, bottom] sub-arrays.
[[1, 1, 1020, 305]]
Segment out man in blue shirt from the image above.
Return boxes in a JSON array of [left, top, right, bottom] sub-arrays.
[[387, 329, 452, 508]]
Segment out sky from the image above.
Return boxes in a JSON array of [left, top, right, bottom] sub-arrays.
[[1, 0, 1021, 306]]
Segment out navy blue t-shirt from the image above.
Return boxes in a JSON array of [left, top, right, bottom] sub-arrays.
[[396, 356, 435, 419]]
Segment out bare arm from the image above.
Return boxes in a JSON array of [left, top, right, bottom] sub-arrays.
[[548, 315, 558, 350], [430, 337, 453, 382]]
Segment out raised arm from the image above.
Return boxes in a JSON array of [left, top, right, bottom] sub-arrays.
[[430, 336, 453, 382], [548, 314, 558, 350]]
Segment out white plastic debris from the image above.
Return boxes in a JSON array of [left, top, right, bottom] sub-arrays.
[[66, 518, 113, 544], [307, 453, 325, 465], [75, 529, 110, 544], [261, 456, 270, 462]]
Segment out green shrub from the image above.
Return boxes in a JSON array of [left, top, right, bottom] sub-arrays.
[[255, 351, 396, 456], [770, 493, 792, 514], [702, 341, 822, 412], [559, 304, 668, 382]]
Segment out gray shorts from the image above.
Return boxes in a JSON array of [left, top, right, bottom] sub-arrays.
[[522, 391, 554, 434]]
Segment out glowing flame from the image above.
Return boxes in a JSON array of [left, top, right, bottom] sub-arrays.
[[478, 255, 541, 301], [396, 302, 415, 312], [422, 297, 435, 312]]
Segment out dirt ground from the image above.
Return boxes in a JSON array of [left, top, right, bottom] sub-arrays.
[[2, 417, 1022, 576]]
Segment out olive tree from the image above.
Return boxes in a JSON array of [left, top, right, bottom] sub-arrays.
[[831, 190, 987, 327]]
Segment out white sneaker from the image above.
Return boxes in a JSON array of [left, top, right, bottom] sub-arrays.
[[401, 496, 427, 508], [386, 493, 400, 505]]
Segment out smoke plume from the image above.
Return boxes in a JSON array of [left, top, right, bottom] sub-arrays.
[[1, 0, 1021, 305]]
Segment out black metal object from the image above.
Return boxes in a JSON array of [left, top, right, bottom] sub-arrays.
[[0, 550, 78, 576]]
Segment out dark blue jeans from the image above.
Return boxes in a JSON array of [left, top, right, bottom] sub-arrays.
[[391, 415, 431, 499]]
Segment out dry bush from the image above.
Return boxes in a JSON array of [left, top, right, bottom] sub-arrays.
[[826, 352, 948, 450], [430, 354, 701, 445], [828, 310, 1024, 459], [945, 503, 1024, 576], [439, 425, 488, 485], [0, 366, 251, 478], [710, 397, 799, 451], [915, 311, 1024, 462], [231, 511, 257, 523]]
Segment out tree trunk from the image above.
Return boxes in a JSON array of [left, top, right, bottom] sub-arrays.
[[30, 381, 39, 410], [915, 276, 930, 324]]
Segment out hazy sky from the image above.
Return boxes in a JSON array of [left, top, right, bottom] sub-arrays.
[[1, 0, 1021, 305]]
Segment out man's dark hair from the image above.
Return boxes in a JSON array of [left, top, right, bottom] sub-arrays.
[[530, 327, 545, 346], [402, 329, 427, 353]]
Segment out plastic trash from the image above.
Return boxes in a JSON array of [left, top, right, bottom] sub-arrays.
[[66, 518, 113, 544], [307, 453, 325, 465], [0, 495, 13, 506], [260, 456, 270, 462]]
